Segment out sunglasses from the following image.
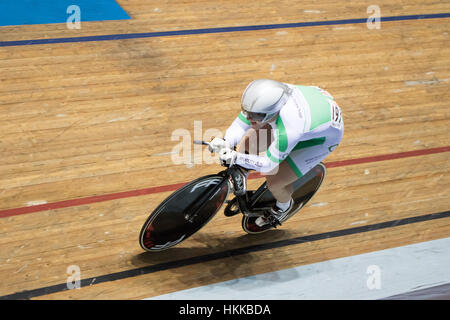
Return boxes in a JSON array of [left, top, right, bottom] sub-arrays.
[[241, 110, 267, 122]]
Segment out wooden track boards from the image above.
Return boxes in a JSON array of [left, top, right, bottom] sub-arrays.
[[0, 0, 449, 299]]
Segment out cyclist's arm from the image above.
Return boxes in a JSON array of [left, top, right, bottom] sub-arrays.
[[234, 127, 302, 174], [224, 112, 251, 148], [234, 152, 277, 173], [233, 138, 297, 174], [233, 104, 305, 173]]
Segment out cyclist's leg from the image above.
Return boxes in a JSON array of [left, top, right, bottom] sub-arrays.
[[286, 124, 344, 182], [265, 122, 344, 203], [264, 161, 299, 203]]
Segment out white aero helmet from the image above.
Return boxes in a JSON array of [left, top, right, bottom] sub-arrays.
[[241, 79, 291, 123]]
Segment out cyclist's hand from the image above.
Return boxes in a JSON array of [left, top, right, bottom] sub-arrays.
[[209, 137, 229, 153], [219, 148, 237, 166]]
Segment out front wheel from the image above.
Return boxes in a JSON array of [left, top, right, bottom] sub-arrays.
[[242, 162, 326, 234], [139, 175, 229, 251]]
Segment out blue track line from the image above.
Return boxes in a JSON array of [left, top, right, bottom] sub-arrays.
[[0, 13, 449, 47]]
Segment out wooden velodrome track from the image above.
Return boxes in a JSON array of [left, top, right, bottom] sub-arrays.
[[0, 0, 449, 300]]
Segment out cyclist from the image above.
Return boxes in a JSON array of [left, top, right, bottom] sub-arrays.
[[209, 79, 344, 227]]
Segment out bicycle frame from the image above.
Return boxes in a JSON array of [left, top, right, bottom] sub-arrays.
[[183, 164, 268, 222], [183, 140, 277, 222]]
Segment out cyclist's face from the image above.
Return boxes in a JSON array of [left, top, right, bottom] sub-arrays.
[[250, 120, 264, 129], [242, 109, 266, 124]]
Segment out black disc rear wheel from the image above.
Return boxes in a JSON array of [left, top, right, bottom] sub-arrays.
[[139, 175, 229, 251]]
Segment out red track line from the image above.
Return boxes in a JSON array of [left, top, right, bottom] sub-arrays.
[[0, 182, 187, 219], [324, 146, 450, 168], [1, 146, 449, 219]]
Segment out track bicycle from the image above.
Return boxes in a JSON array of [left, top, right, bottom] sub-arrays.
[[139, 140, 326, 251]]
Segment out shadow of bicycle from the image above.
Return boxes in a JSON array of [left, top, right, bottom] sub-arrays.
[[135, 227, 289, 259], [131, 228, 299, 290]]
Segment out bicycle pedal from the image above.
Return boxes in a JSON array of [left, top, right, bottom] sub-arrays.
[[224, 198, 241, 217], [224, 208, 241, 217], [263, 213, 282, 228], [269, 217, 282, 228]]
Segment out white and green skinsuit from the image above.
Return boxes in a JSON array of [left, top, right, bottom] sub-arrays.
[[224, 84, 344, 177]]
